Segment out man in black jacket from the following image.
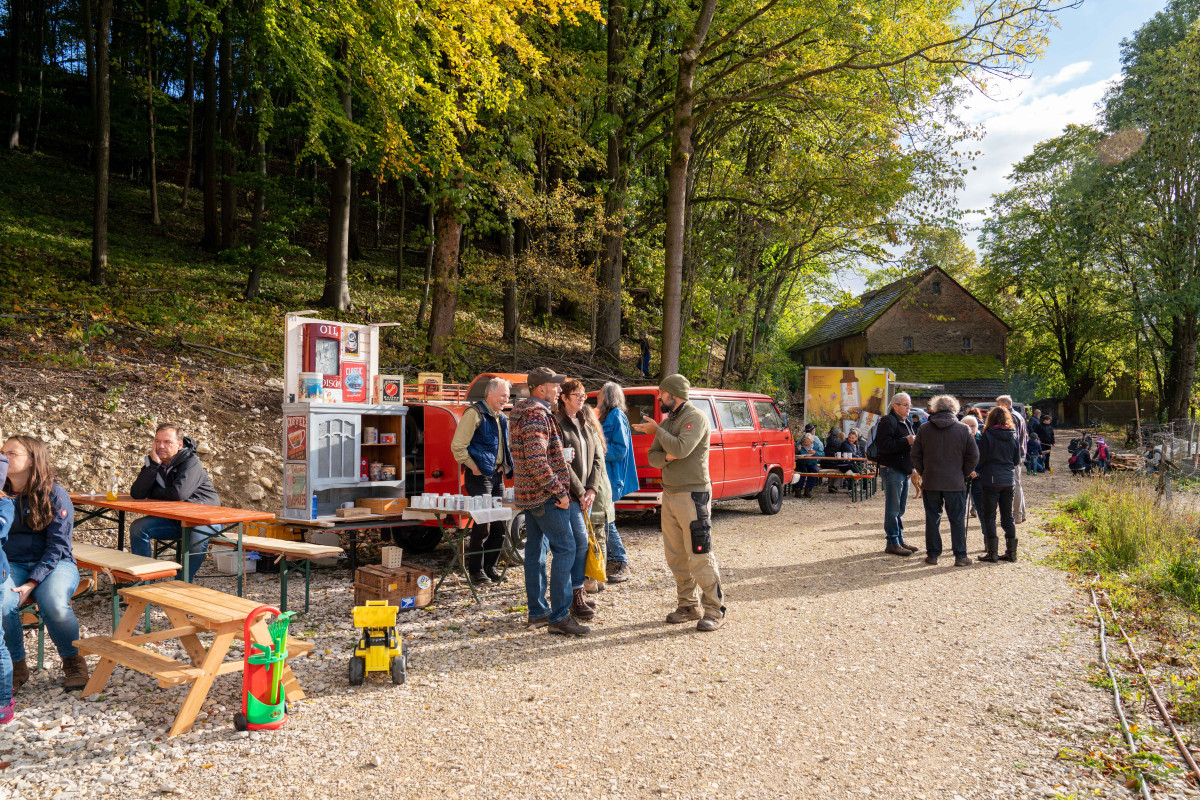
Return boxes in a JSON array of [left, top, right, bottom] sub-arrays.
[[129, 424, 221, 580], [875, 392, 919, 556]]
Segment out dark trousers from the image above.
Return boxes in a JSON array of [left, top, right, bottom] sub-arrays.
[[923, 489, 967, 559], [980, 486, 1016, 544], [464, 470, 506, 572]]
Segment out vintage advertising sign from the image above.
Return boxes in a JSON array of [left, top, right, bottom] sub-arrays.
[[285, 414, 308, 460], [302, 322, 343, 390], [341, 360, 367, 403], [344, 325, 361, 357], [375, 375, 405, 404], [284, 462, 309, 510], [804, 367, 893, 436]]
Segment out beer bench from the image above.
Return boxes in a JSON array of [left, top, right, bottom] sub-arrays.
[[791, 456, 878, 502], [73, 542, 181, 633], [209, 535, 343, 613]]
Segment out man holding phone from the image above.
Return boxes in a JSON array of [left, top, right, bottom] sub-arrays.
[[633, 374, 726, 632]]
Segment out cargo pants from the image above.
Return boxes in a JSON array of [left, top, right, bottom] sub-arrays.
[[660, 489, 725, 615]]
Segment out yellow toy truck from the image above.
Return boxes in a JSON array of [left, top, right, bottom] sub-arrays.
[[349, 600, 409, 685]]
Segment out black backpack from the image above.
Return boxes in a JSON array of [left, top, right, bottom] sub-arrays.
[[1068, 438, 1083, 455]]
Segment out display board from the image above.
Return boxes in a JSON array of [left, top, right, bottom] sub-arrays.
[[804, 367, 894, 437]]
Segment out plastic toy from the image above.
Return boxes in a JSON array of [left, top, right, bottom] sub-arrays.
[[234, 605, 295, 731], [349, 600, 408, 686]]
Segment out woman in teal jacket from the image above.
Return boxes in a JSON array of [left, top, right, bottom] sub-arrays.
[[598, 382, 639, 583]]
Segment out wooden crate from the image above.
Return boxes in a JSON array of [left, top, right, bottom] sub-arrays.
[[359, 497, 408, 514], [353, 564, 435, 610], [245, 520, 303, 541]]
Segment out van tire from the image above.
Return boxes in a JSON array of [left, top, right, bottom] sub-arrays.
[[757, 473, 784, 515], [391, 526, 443, 554], [503, 512, 528, 567]]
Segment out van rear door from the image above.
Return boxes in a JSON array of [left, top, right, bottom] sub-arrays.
[[713, 397, 759, 497]]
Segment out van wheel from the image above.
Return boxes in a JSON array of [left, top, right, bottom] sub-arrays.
[[503, 511, 527, 567], [758, 473, 784, 515]]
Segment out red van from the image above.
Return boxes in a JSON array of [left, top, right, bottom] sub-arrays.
[[591, 386, 794, 515]]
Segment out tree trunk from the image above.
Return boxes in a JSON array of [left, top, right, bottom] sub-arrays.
[[427, 195, 463, 359], [416, 204, 435, 327], [8, 0, 25, 150], [1166, 317, 1198, 421], [348, 169, 362, 260], [321, 68, 352, 310], [144, 0, 161, 226], [660, 0, 717, 377], [502, 217, 518, 343], [596, 0, 627, 362], [374, 181, 382, 249], [245, 89, 267, 300], [89, 0, 113, 286], [219, 10, 237, 250], [200, 30, 219, 250], [394, 178, 406, 290], [180, 19, 195, 209], [82, 0, 95, 124], [31, 0, 45, 154]]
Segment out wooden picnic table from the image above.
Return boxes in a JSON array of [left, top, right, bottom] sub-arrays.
[[75, 581, 312, 738], [70, 493, 275, 596], [72, 542, 181, 633]]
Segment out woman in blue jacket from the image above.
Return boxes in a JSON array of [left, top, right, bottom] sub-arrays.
[[975, 408, 1023, 563], [1, 436, 89, 691], [597, 383, 639, 583]]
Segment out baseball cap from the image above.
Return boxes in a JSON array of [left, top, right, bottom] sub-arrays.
[[526, 366, 566, 390]]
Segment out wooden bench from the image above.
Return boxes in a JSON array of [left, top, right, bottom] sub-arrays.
[[209, 535, 343, 613], [73, 542, 182, 634], [792, 468, 878, 502]]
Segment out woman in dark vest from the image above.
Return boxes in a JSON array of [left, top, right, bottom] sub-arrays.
[[975, 407, 1023, 563], [450, 378, 514, 584]]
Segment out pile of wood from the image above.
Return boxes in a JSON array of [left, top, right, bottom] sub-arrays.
[[1109, 453, 1141, 471]]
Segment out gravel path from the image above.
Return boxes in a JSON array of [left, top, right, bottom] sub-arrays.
[[4, 446, 1199, 799]]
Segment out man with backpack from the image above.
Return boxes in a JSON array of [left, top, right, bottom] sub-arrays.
[[874, 392, 920, 557]]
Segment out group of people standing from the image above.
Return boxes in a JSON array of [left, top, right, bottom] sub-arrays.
[[453, 370, 725, 636], [876, 393, 1030, 566]]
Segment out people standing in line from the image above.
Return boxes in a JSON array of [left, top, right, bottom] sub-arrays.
[[129, 424, 220, 581], [450, 377, 513, 586], [633, 374, 727, 632], [795, 433, 820, 498], [1, 436, 89, 690], [962, 416, 984, 519], [911, 395, 979, 567], [1094, 437, 1110, 474], [555, 379, 607, 621], [637, 332, 652, 378], [597, 382, 639, 583], [510, 367, 590, 636], [996, 396, 1028, 524], [875, 392, 919, 557], [0, 455, 14, 724], [975, 406, 1023, 563]]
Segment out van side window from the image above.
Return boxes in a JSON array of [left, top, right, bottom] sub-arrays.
[[753, 401, 785, 429], [694, 398, 717, 430], [715, 399, 755, 430]]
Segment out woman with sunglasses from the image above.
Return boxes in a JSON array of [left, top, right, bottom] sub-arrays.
[[555, 379, 607, 621]]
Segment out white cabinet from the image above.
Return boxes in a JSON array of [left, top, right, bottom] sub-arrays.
[[311, 412, 360, 488]]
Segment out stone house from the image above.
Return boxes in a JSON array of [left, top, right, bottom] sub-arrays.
[[792, 267, 1011, 403]]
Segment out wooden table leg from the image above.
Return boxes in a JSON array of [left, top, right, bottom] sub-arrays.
[[162, 608, 208, 666], [169, 629, 236, 738], [80, 598, 149, 696], [249, 619, 306, 704]]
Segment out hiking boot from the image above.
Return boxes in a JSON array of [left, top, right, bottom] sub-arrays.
[[899, 542, 919, 553], [571, 588, 596, 620], [527, 616, 549, 630], [1000, 538, 1019, 562], [483, 566, 506, 583], [468, 571, 491, 586], [547, 616, 590, 636], [665, 606, 703, 624], [606, 561, 632, 583], [954, 557, 972, 567], [885, 543, 913, 557], [583, 577, 604, 595], [697, 610, 726, 632], [924, 556, 938, 566], [63, 654, 90, 690], [11, 659, 28, 692], [979, 537, 1000, 563], [801, 488, 812, 498]]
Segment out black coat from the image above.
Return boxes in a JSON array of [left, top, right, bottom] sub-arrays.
[[976, 426, 1022, 488], [911, 410, 979, 492], [130, 436, 220, 505], [874, 410, 914, 473]]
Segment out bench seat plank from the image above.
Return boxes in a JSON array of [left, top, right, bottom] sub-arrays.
[[209, 535, 343, 558], [76, 637, 205, 687], [73, 542, 182, 579]]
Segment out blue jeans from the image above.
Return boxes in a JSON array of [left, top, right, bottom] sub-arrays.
[[881, 467, 909, 546], [0, 576, 13, 706], [523, 500, 584, 624], [567, 502, 588, 589], [638, 353, 650, 377], [2, 560, 82, 661], [923, 489, 967, 559], [131, 516, 217, 581], [606, 521, 628, 564]]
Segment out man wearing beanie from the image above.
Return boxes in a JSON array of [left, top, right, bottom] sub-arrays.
[[633, 374, 726, 631]]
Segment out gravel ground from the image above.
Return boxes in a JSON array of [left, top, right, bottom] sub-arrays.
[[3, 444, 1199, 799]]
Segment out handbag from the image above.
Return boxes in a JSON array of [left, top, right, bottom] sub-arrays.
[[582, 511, 607, 583]]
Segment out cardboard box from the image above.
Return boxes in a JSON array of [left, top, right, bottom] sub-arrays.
[[359, 497, 407, 514], [353, 564, 435, 609]]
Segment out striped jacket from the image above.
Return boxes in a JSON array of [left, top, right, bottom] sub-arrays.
[[510, 398, 571, 510]]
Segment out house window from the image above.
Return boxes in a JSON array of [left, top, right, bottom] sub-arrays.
[[902, 337, 913, 352], [931, 281, 942, 295], [962, 336, 972, 351]]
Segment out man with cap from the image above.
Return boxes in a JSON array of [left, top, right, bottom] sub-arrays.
[[509, 366, 590, 636], [633, 373, 726, 631]]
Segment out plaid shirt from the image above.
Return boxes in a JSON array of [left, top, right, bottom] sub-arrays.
[[510, 398, 572, 510]]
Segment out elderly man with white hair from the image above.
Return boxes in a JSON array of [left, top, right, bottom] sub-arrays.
[[874, 391, 920, 556], [911, 394, 980, 567], [451, 376, 514, 584]]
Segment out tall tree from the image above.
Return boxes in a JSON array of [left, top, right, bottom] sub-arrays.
[[218, 5, 237, 249], [89, 0, 113, 285], [200, 26, 219, 250]]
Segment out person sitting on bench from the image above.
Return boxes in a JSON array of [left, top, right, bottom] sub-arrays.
[[130, 424, 220, 581]]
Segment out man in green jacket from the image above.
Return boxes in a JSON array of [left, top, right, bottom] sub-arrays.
[[633, 374, 726, 631]]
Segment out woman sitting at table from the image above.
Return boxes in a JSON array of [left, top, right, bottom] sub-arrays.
[[1, 436, 90, 691], [795, 433, 820, 499], [827, 428, 861, 493]]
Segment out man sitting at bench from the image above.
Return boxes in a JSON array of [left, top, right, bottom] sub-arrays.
[[130, 424, 220, 580]]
